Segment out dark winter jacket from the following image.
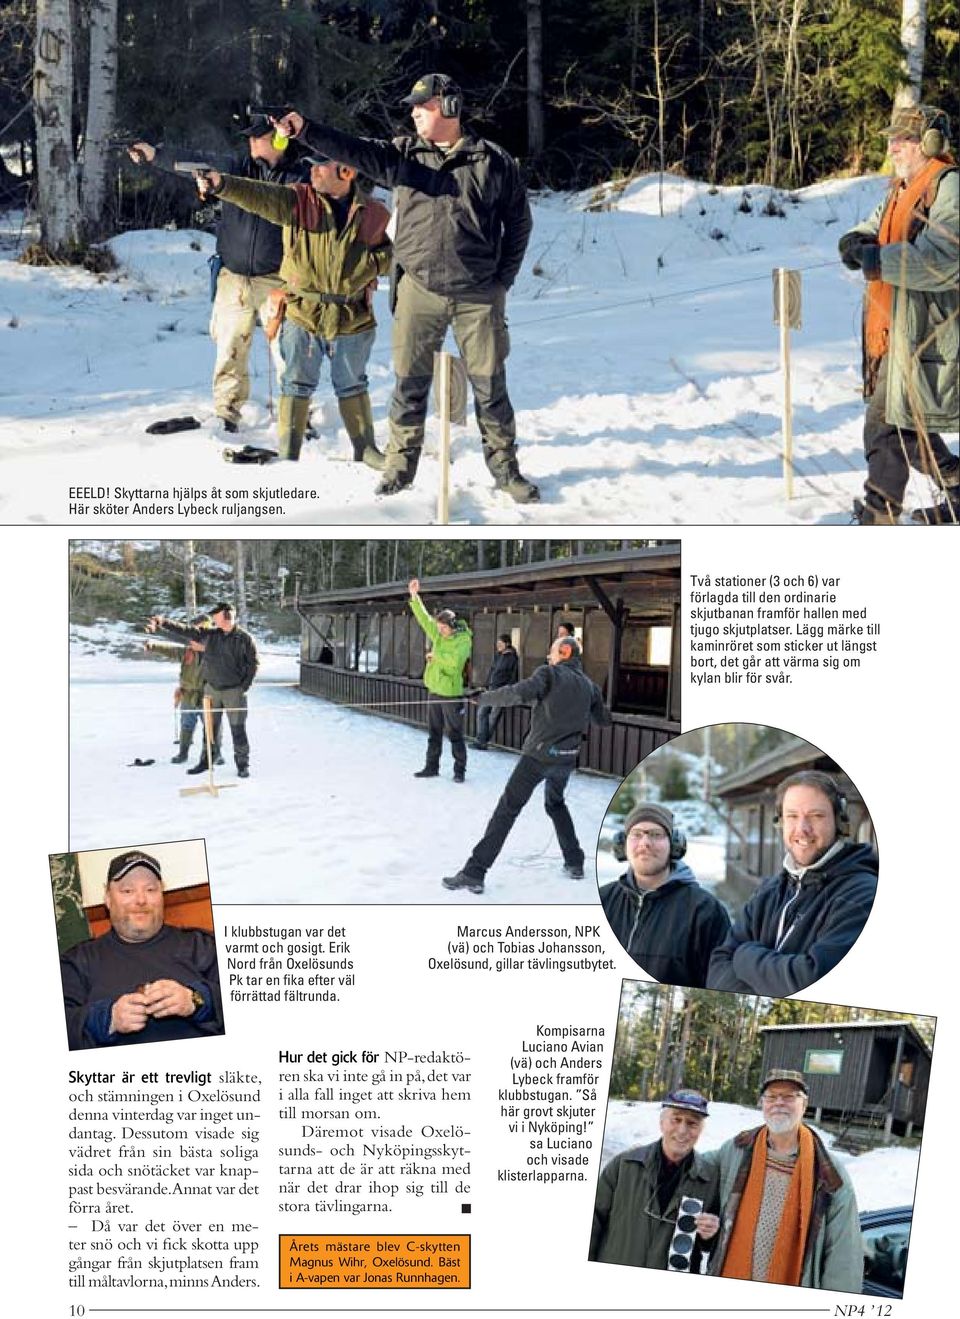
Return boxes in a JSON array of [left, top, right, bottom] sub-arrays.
[[590, 1139, 719, 1270], [480, 655, 610, 766], [298, 119, 532, 294], [158, 620, 259, 693], [485, 646, 519, 689], [706, 841, 878, 997], [154, 146, 309, 276], [600, 862, 731, 988], [60, 925, 223, 1050], [708, 1125, 862, 1292]]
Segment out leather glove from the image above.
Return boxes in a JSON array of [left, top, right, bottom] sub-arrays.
[[860, 243, 882, 281], [838, 231, 876, 271]]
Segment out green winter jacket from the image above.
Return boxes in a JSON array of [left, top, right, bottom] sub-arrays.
[[409, 593, 472, 697], [845, 165, 959, 430], [215, 175, 393, 341], [707, 1125, 863, 1293], [589, 1140, 720, 1270], [152, 639, 204, 703]]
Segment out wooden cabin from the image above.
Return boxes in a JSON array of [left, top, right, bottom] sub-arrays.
[[715, 736, 875, 899], [759, 1020, 931, 1141], [296, 547, 681, 778]]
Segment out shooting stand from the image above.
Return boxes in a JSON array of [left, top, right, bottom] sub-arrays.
[[179, 696, 238, 798]]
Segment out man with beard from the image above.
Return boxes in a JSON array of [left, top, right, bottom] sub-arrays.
[[710, 1071, 861, 1291], [838, 105, 958, 524], [590, 1089, 720, 1270], [60, 850, 224, 1050], [599, 804, 730, 987], [707, 772, 877, 996]]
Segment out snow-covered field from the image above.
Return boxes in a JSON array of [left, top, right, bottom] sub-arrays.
[[4, 172, 953, 524], [601, 1099, 918, 1211], [69, 637, 618, 902]]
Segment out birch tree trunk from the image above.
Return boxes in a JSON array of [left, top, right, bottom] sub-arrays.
[[183, 540, 197, 613], [894, 0, 927, 112], [234, 542, 248, 623], [34, 0, 81, 252], [81, 0, 118, 234]]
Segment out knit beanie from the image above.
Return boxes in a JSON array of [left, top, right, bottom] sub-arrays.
[[624, 803, 674, 836]]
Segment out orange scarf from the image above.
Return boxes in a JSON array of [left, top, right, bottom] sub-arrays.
[[865, 155, 955, 359], [720, 1124, 814, 1286]]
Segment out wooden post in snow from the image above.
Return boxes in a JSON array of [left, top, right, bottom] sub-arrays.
[[774, 268, 802, 500], [436, 350, 452, 526]]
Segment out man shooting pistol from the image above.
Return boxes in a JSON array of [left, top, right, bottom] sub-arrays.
[[191, 154, 391, 465]]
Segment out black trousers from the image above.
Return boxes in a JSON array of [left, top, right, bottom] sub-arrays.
[[863, 356, 958, 514], [465, 754, 581, 879], [475, 704, 503, 747], [207, 684, 249, 770], [424, 693, 466, 772]]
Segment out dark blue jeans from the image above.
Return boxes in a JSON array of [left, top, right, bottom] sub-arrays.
[[279, 321, 375, 400], [465, 755, 581, 879], [475, 704, 503, 747]]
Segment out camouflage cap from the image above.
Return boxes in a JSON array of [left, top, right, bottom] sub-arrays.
[[881, 104, 950, 140], [760, 1068, 809, 1096]]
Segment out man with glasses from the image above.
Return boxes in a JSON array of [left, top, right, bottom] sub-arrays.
[[600, 804, 730, 986], [590, 1089, 720, 1270], [710, 1070, 861, 1291], [707, 772, 877, 996]]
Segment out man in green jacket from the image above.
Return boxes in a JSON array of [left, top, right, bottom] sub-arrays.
[[838, 105, 959, 524], [710, 1070, 862, 1292], [197, 156, 392, 464], [408, 577, 472, 783], [590, 1089, 720, 1272]]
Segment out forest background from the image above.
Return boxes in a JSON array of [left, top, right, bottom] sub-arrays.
[[4, 0, 958, 252], [69, 536, 666, 633]]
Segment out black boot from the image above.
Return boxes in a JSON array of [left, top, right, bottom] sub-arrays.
[[442, 870, 485, 895], [910, 488, 960, 524], [494, 464, 540, 504], [414, 767, 439, 778], [377, 471, 415, 496], [852, 497, 899, 525], [186, 758, 209, 775]]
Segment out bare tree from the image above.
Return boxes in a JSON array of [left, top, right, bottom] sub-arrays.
[[81, 0, 118, 234], [34, 0, 81, 252], [526, 0, 545, 159]]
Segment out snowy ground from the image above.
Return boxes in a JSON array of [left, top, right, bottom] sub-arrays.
[[69, 638, 618, 903], [601, 1099, 918, 1211], [4, 172, 954, 524]]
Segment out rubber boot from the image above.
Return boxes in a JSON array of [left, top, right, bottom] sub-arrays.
[[338, 393, 385, 470], [278, 395, 310, 462], [171, 728, 192, 763]]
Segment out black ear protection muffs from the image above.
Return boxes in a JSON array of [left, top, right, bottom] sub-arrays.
[[773, 772, 850, 837], [440, 85, 462, 119]]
